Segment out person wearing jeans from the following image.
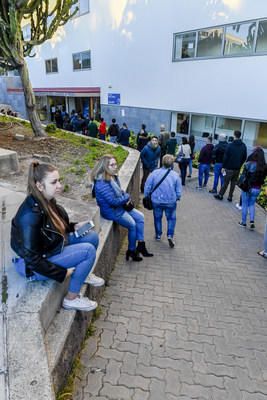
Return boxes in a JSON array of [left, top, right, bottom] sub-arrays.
[[145, 154, 182, 248], [240, 188, 261, 228], [11, 162, 103, 312], [214, 130, 247, 202], [238, 147, 267, 229], [91, 155, 153, 261], [197, 136, 214, 189], [209, 134, 228, 194]]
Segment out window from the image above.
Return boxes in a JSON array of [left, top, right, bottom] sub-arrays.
[[215, 117, 241, 141], [256, 20, 267, 53], [174, 32, 196, 59], [71, 0, 89, 17], [45, 58, 58, 74], [73, 50, 91, 70], [176, 113, 190, 133], [224, 22, 256, 55], [191, 115, 215, 137], [173, 18, 267, 61], [243, 121, 267, 147], [197, 28, 223, 57]]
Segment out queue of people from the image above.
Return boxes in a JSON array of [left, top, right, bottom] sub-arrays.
[[10, 122, 267, 315]]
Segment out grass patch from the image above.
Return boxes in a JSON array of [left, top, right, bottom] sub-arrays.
[[49, 130, 128, 169]]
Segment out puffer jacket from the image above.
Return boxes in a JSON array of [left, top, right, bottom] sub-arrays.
[[140, 142, 161, 171], [94, 177, 130, 220], [144, 167, 182, 205], [11, 195, 75, 282]]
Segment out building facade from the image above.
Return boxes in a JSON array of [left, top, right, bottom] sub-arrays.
[[1, 0, 267, 150]]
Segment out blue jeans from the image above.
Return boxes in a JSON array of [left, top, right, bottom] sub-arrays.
[[188, 158, 193, 176], [198, 164, 210, 187], [241, 188, 261, 224], [115, 209, 144, 251], [153, 203, 177, 238], [212, 163, 224, 192], [109, 136, 117, 143], [14, 231, 99, 293]]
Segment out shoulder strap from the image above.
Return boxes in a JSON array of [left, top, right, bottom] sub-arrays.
[[150, 169, 171, 195]]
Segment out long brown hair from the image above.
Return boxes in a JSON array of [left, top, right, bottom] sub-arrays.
[[90, 154, 117, 181], [27, 161, 67, 236]]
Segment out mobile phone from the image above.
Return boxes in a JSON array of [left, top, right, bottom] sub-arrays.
[[74, 220, 95, 238]]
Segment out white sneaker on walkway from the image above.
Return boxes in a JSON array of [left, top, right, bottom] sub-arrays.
[[235, 203, 242, 210], [88, 273, 105, 287], [62, 296, 97, 311]]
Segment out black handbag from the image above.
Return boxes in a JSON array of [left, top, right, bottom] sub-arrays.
[[237, 167, 251, 193], [143, 195, 153, 210], [123, 199, 135, 211], [143, 169, 172, 210]]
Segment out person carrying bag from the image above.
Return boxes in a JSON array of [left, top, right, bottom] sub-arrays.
[[143, 168, 172, 210]]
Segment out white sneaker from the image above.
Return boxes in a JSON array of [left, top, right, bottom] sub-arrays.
[[235, 203, 242, 210], [88, 273, 105, 287], [62, 296, 97, 311]]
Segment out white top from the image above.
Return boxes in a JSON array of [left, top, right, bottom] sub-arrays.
[[177, 144, 191, 159]]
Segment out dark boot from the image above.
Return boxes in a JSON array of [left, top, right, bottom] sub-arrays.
[[136, 241, 154, 257], [126, 249, 143, 262]]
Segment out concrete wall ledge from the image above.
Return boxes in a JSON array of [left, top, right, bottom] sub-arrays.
[[1, 145, 140, 400]]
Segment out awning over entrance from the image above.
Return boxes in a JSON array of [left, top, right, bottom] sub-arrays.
[[8, 87, 101, 97]]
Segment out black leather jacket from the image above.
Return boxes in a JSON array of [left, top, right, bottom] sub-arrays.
[[11, 195, 76, 282]]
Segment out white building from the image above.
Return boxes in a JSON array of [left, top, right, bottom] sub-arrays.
[[1, 0, 267, 150]]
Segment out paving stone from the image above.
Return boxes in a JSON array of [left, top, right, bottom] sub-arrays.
[[72, 183, 267, 400], [103, 359, 121, 385], [100, 383, 133, 400], [119, 373, 150, 391]]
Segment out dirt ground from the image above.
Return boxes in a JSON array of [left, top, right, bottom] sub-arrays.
[[0, 121, 91, 201]]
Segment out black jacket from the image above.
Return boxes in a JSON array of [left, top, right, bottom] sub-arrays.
[[223, 139, 247, 170], [11, 195, 76, 282], [212, 141, 228, 163]]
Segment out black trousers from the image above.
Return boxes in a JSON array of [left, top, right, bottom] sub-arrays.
[[219, 169, 240, 199]]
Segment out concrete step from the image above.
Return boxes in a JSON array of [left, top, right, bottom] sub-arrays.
[[0, 148, 19, 176]]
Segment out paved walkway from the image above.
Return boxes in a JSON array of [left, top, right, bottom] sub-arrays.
[[72, 177, 267, 400]]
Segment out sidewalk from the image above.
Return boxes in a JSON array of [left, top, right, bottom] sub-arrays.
[[72, 177, 267, 400]]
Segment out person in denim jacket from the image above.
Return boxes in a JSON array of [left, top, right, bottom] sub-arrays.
[[144, 155, 182, 248]]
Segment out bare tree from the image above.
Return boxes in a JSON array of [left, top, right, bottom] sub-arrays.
[[0, 0, 78, 136]]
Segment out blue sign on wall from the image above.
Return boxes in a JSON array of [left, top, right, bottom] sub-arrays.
[[108, 93, 120, 105]]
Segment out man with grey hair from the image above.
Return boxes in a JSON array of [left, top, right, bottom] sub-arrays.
[[209, 133, 228, 194], [144, 154, 182, 248], [159, 124, 170, 166]]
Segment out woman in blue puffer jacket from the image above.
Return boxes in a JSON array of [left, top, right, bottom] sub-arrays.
[[91, 155, 153, 261]]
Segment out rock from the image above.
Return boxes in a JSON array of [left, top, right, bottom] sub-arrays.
[[14, 134, 25, 141], [32, 154, 51, 163]]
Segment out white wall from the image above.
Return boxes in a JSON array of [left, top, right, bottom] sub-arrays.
[[26, 0, 267, 120]]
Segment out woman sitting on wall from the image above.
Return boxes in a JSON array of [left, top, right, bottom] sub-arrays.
[[11, 161, 103, 312], [91, 155, 153, 261]]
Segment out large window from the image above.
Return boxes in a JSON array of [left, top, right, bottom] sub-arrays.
[[243, 121, 267, 148], [175, 32, 196, 59], [191, 115, 215, 137], [45, 58, 58, 74], [215, 117, 242, 141], [197, 28, 223, 57], [256, 20, 267, 53], [73, 50, 91, 70], [173, 18, 266, 61], [224, 22, 256, 56], [176, 113, 190, 133], [71, 0, 89, 17]]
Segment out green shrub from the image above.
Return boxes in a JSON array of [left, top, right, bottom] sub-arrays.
[[45, 123, 57, 133], [257, 178, 267, 209], [192, 151, 200, 168]]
